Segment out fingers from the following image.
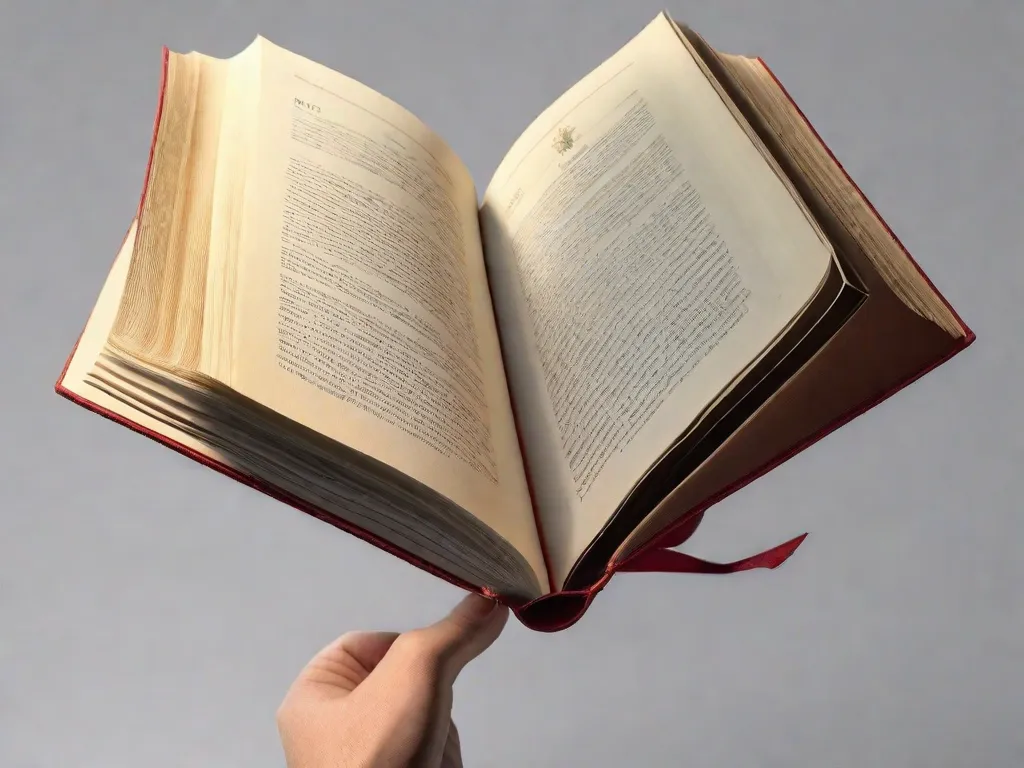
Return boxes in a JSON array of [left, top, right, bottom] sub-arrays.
[[278, 598, 501, 768], [331, 631, 401, 673], [431, 593, 509, 672], [288, 593, 507, 700], [393, 593, 509, 682], [292, 630, 400, 695]]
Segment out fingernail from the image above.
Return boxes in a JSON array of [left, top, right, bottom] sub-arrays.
[[454, 593, 498, 622]]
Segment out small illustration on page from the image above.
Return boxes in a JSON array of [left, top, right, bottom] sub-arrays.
[[552, 125, 578, 154]]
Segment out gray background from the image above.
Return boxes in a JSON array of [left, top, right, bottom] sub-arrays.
[[2, 0, 1021, 765]]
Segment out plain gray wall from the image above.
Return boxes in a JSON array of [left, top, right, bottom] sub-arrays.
[[2, 1, 1021, 766]]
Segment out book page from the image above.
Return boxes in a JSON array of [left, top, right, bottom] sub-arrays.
[[61, 221, 544, 599], [226, 39, 547, 588], [480, 13, 832, 584], [61, 224, 230, 462]]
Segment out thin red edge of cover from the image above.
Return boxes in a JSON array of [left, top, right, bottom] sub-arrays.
[[54, 50, 975, 634]]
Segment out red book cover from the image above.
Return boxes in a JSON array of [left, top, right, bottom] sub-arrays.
[[56, 53, 974, 632]]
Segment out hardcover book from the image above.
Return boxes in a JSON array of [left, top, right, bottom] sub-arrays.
[[57, 13, 973, 631]]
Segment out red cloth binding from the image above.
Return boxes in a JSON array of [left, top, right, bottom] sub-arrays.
[[618, 533, 808, 574]]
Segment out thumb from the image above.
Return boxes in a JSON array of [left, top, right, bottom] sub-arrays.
[[396, 593, 509, 682]]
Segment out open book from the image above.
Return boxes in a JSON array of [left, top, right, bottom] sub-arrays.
[[57, 13, 973, 631]]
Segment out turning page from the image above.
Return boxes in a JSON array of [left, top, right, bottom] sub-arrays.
[[480, 13, 833, 584]]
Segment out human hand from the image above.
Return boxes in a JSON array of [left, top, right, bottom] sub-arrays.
[[277, 593, 509, 767]]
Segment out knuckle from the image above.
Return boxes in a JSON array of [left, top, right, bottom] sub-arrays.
[[391, 630, 444, 674], [334, 630, 362, 648], [274, 693, 304, 730], [391, 629, 431, 657]]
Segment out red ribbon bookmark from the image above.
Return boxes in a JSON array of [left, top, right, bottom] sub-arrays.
[[618, 533, 808, 574]]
